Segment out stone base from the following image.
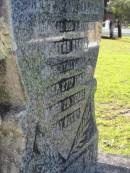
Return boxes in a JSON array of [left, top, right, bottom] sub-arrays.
[[97, 152, 130, 173]]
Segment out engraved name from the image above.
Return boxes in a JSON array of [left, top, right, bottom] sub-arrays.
[[49, 37, 88, 55]]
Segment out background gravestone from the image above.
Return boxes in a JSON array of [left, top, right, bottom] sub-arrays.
[[10, 0, 104, 173]]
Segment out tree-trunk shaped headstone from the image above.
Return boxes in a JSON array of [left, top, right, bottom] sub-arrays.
[[10, 0, 104, 173]]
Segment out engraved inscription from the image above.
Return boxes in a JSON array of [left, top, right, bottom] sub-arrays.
[[29, 0, 102, 19], [52, 57, 85, 73], [11, 0, 103, 172], [56, 19, 80, 33], [50, 37, 88, 55], [33, 21, 54, 38], [45, 73, 84, 98], [56, 108, 81, 131], [45, 89, 85, 119], [33, 21, 96, 38], [46, 46, 99, 75], [29, 0, 78, 15], [79, 1, 100, 15], [30, 0, 56, 13]]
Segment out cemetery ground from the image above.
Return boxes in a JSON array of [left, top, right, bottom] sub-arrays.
[[95, 37, 130, 156]]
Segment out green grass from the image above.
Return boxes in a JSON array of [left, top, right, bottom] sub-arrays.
[[95, 37, 130, 156]]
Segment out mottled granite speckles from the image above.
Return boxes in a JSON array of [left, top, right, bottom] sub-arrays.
[[10, 0, 104, 173]]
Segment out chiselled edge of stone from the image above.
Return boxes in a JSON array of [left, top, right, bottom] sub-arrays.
[[98, 152, 130, 169], [64, 134, 98, 171]]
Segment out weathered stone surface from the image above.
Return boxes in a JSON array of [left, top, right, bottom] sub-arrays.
[[97, 153, 130, 173], [97, 163, 130, 173], [10, 0, 104, 173], [0, 44, 25, 117], [0, 110, 26, 173], [0, 0, 25, 118], [0, 0, 8, 20], [98, 152, 130, 169]]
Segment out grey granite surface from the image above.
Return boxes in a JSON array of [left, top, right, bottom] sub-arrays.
[[10, 0, 104, 173], [97, 153, 130, 173]]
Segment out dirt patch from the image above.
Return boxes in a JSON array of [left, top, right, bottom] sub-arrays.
[[119, 110, 130, 117]]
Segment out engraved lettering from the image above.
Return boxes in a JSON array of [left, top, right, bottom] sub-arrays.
[[57, 109, 81, 131], [45, 46, 99, 75], [56, 20, 80, 32], [45, 89, 85, 118], [51, 37, 87, 55], [45, 73, 84, 98]]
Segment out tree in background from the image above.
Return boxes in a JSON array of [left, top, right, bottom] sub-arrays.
[[107, 0, 130, 21]]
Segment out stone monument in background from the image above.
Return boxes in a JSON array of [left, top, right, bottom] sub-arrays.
[[10, 0, 104, 173]]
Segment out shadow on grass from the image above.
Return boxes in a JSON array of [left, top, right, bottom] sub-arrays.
[[101, 36, 116, 40], [116, 38, 130, 44]]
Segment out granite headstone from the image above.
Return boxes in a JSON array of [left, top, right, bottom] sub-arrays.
[[10, 0, 104, 173]]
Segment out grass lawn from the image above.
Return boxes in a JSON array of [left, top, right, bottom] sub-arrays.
[[95, 37, 130, 156]]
